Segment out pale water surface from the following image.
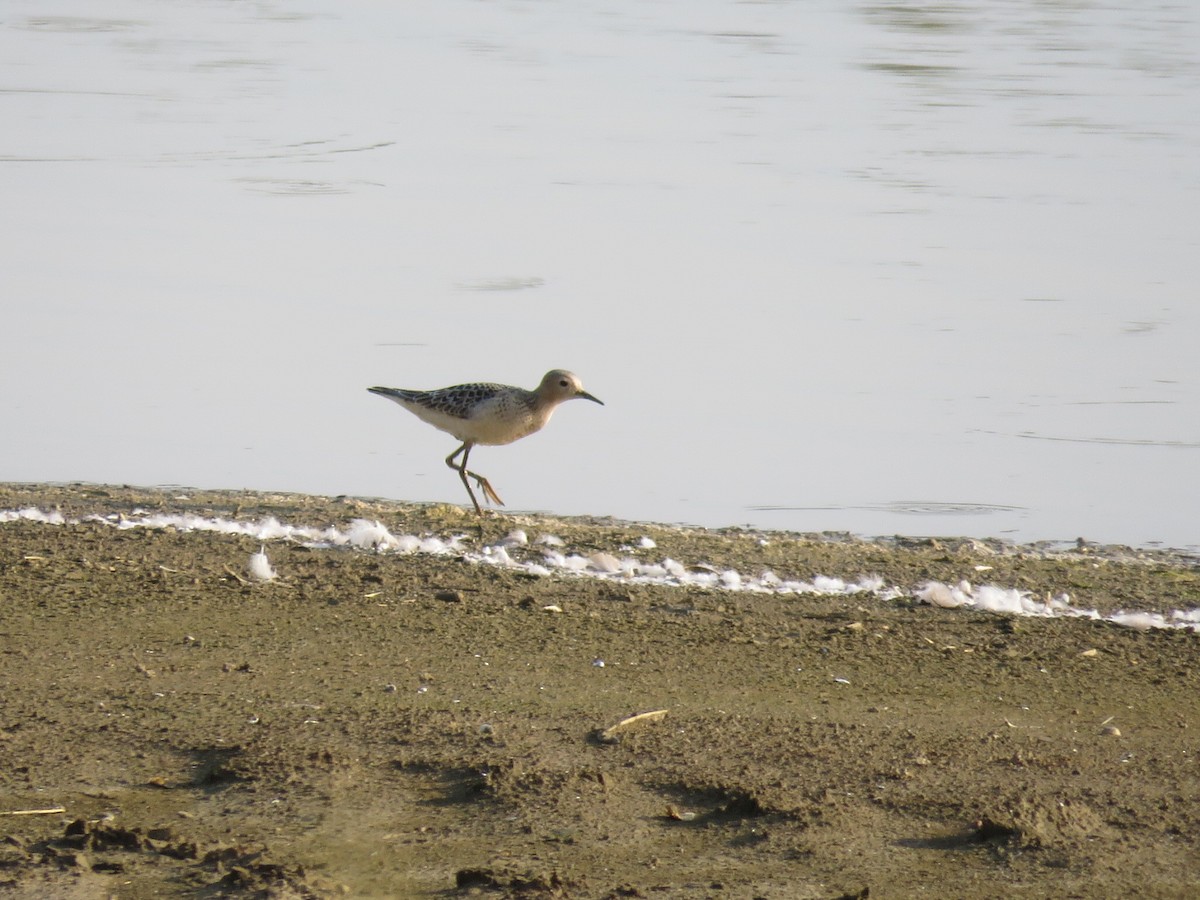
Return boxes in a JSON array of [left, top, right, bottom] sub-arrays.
[[3, 1, 1198, 548]]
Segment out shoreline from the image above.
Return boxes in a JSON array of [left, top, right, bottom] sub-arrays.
[[1, 481, 1197, 896], [3, 482, 1199, 624], [5, 479, 1199, 565]]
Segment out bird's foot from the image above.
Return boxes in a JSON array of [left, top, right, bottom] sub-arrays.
[[473, 475, 504, 507]]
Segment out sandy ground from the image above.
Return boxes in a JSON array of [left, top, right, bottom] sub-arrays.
[[0, 483, 1197, 899]]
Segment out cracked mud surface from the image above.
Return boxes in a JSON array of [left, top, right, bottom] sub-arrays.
[[0, 484, 1197, 898]]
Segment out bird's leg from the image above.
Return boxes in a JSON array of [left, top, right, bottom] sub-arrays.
[[446, 443, 482, 514], [445, 443, 505, 514], [461, 444, 505, 508]]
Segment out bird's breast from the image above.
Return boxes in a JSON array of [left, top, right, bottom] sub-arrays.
[[468, 399, 552, 446]]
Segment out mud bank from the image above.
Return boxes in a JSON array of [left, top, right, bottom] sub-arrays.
[[0, 484, 1197, 898]]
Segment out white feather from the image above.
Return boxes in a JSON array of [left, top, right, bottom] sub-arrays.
[[248, 544, 277, 581]]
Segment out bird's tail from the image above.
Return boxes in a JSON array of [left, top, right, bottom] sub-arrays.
[[368, 386, 410, 400]]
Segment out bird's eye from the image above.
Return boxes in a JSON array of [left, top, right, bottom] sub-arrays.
[[559, 379, 569, 387]]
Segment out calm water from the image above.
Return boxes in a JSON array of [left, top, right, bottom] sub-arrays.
[[3, 1, 1198, 548]]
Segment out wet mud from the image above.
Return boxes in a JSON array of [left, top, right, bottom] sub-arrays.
[[0, 484, 1197, 898]]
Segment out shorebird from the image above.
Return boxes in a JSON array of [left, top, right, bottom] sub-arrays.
[[368, 369, 603, 515]]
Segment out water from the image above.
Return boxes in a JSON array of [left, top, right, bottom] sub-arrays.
[[3, 1, 1198, 548]]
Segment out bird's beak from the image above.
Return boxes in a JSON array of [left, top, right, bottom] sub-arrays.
[[578, 390, 603, 405]]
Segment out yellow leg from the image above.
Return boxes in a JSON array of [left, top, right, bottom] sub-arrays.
[[446, 443, 504, 514]]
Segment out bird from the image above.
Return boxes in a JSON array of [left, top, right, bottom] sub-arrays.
[[368, 369, 603, 515]]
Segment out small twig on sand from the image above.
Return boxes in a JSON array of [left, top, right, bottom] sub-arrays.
[[593, 709, 669, 744], [223, 564, 253, 585]]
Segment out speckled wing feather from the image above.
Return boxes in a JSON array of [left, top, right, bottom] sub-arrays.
[[410, 383, 510, 420]]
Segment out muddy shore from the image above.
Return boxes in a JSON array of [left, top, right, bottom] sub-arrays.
[[0, 483, 1197, 898]]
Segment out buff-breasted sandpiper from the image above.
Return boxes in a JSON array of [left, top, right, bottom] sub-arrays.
[[368, 369, 603, 514]]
